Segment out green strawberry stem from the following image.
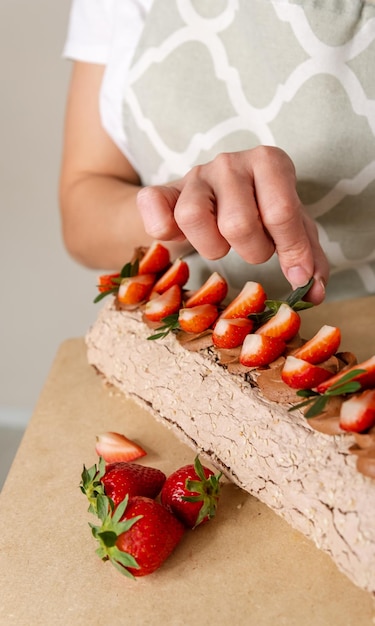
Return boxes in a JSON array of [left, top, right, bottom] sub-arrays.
[[80, 457, 106, 515], [183, 456, 222, 528], [90, 494, 142, 579], [289, 369, 365, 418]]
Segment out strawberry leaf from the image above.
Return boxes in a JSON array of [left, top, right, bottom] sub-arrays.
[[303, 396, 330, 418], [147, 313, 180, 340], [295, 389, 320, 399], [292, 301, 314, 312], [289, 368, 366, 418], [93, 287, 119, 304], [286, 277, 314, 308], [326, 369, 366, 395], [80, 457, 106, 515], [96, 494, 112, 522], [120, 259, 139, 278], [181, 456, 222, 528], [111, 548, 140, 574], [248, 278, 314, 327]]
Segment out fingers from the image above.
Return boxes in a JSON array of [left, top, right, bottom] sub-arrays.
[[172, 173, 231, 258], [137, 147, 329, 304], [301, 213, 329, 304], [137, 185, 185, 241], [245, 148, 329, 303], [138, 152, 277, 262], [252, 147, 314, 284], [198, 153, 276, 263]]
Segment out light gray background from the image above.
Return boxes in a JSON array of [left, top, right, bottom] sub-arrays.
[[0, 0, 98, 483]]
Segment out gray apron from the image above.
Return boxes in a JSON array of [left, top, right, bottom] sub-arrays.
[[122, 0, 375, 300]]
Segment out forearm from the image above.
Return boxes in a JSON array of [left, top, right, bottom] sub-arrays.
[[60, 173, 191, 270], [59, 61, 191, 270]]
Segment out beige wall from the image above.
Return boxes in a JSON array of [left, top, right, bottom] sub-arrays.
[[0, 1, 98, 424]]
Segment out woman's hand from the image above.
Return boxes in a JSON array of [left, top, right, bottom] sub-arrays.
[[137, 146, 329, 304]]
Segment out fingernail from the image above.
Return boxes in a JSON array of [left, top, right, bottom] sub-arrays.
[[287, 266, 311, 288]]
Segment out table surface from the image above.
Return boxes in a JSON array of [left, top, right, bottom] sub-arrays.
[[1, 296, 375, 626]]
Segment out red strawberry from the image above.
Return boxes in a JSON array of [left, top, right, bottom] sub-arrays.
[[339, 389, 375, 433], [92, 495, 185, 577], [239, 333, 286, 367], [97, 272, 121, 293], [281, 355, 332, 390], [144, 284, 182, 322], [212, 317, 253, 349], [153, 258, 189, 293], [138, 242, 171, 275], [184, 272, 228, 307], [102, 462, 166, 505], [95, 432, 146, 463], [160, 456, 222, 528], [117, 274, 155, 306], [80, 460, 165, 511], [256, 303, 301, 342], [178, 304, 219, 334], [316, 355, 375, 394], [220, 281, 266, 319], [293, 325, 341, 364]]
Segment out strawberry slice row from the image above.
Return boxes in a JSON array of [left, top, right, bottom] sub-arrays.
[[283, 334, 375, 433], [95, 243, 375, 433], [96, 243, 325, 369]]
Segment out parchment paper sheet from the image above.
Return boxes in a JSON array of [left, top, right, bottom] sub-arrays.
[[1, 296, 375, 625]]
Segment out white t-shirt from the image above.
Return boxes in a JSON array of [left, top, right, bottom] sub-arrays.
[[63, 0, 153, 168]]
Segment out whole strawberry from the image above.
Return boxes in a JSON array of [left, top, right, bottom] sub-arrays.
[[161, 456, 222, 528], [91, 495, 185, 577], [102, 462, 166, 505], [80, 458, 166, 513]]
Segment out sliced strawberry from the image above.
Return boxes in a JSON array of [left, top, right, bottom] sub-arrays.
[[316, 355, 375, 394], [95, 432, 146, 463], [117, 274, 156, 306], [339, 389, 375, 433], [281, 355, 332, 390], [239, 333, 286, 367], [220, 281, 266, 319], [256, 303, 300, 342], [178, 303, 219, 334], [97, 272, 121, 293], [153, 258, 189, 293], [212, 317, 253, 349], [144, 284, 182, 322], [185, 272, 228, 307], [293, 325, 341, 364], [138, 242, 171, 275]]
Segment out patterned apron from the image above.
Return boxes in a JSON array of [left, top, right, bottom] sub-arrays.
[[121, 0, 375, 300]]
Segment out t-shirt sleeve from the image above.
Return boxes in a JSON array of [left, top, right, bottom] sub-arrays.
[[62, 0, 115, 64]]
